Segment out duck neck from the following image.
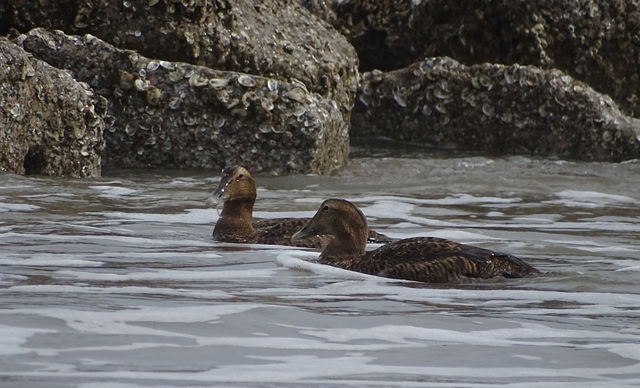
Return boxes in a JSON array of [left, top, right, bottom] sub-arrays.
[[320, 221, 367, 263], [213, 197, 256, 242]]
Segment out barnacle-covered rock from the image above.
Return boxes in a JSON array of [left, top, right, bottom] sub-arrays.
[[0, 37, 104, 177], [352, 57, 640, 162], [1, 0, 358, 119], [19, 28, 348, 174], [302, 0, 640, 117]]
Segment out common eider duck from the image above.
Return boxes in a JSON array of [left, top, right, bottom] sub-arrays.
[[292, 198, 539, 282], [210, 166, 392, 248]]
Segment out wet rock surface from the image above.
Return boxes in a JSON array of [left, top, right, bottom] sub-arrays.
[[20, 28, 348, 174], [1, 0, 358, 117], [2, 0, 640, 176], [304, 0, 640, 118], [0, 37, 104, 177], [353, 57, 640, 162]]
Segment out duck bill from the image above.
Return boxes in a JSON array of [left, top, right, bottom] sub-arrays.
[[206, 177, 230, 207], [214, 175, 233, 198], [212, 178, 230, 199], [205, 195, 219, 208], [292, 221, 317, 241]]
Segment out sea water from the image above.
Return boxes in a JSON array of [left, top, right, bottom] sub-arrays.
[[1, 151, 639, 387]]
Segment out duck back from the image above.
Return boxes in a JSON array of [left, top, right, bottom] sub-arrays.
[[322, 237, 538, 283], [253, 218, 329, 248]]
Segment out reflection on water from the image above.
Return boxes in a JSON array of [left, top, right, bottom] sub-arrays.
[[1, 153, 639, 387]]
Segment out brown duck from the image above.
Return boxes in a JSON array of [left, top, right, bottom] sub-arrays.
[[210, 166, 392, 248], [292, 198, 539, 282]]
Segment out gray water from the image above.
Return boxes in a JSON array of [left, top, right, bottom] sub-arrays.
[[1, 149, 639, 387]]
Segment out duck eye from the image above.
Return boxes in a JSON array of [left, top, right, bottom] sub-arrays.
[[236, 174, 244, 180], [322, 205, 329, 211]]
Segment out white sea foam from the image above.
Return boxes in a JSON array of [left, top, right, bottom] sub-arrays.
[[0, 324, 55, 356], [91, 208, 214, 224], [607, 343, 640, 360], [54, 267, 279, 282], [1, 284, 230, 299], [276, 251, 375, 281], [0, 231, 215, 249], [5, 303, 267, 337], [616, 264, 640, 271], [295, 194, 520, 206], [0, 202, 41, 212], [547, 190, 638, 208], [510, 215, 557, 224], [167, 177, 202, 187], [0, 273, 28, 285], [89, 185, 138, 198], [0, 253, 104, 267], [10, 355, 640, 386], [389, 221, 423, 228], [359, 199, 416, 219], [253, 210, 316, 219], [299, 320, 640, 350], [273, 252, 640, 309], [385, 219, 640, 233], [542, 239, 637, 253], [383, 229, 500, 241]]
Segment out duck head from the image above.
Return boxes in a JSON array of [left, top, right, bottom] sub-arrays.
[[211, 166, 257, 242], [211, 165, 256, 204], [293, 199, 368, 258]]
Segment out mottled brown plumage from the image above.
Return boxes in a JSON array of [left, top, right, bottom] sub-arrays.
[[293, 198, 539, 283], [210, 166, 392, 248]]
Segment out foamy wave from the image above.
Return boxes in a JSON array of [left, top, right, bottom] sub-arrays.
[[2, 284, 230, 299], [269, 251, 640, 313], [0, 324, 55, 356], [0, 253, 103, 267], [6, 304, 265, 337], [384, 229, 499, 241], [0, 202, 41, 212], [0, 232, 214, 247], [91, 208, 214, 224], [55, 267, 278, 282], [253, 210, 315, 219], [276, 251, 376, 281], [547, 190, 638, 208], [89, 185, 138, 198]]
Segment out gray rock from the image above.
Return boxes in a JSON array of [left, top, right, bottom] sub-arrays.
[[303, 0, 640, 118], [1, 0, 358, 119], [19, 28, 348, 174], [0, 37, 104, 177], [353, 57, 640, 162]]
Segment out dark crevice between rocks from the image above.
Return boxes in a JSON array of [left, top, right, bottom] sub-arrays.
[[23, 146, 47, 176], [355, 29, 395, 72]]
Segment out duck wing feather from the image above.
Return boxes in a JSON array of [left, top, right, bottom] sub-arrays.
[[347, 237, 538, 282], [253, 218, 328, 248]]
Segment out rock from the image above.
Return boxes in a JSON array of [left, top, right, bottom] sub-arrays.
[[0, 37, 104, 177], [352, 57, 640, 162], [302, 0, 640, 118], [19, 28, 348, 174], [296, 0, 338, 26], [1, 0, 358, 119]]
